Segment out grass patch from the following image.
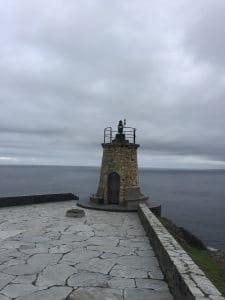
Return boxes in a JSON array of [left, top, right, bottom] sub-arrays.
[[187, 246, 225, 297], [160, 217, 225, 297]]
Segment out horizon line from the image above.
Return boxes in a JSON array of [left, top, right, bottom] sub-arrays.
[[0, 163, 225, 171]]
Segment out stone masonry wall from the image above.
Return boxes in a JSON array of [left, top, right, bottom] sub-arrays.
[[138, 203, 225, 300], [96, 143, 139, 204], [0, 193, 78, 207]]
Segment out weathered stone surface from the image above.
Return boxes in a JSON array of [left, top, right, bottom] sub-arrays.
[[0, 259, 26, 273], [100, 252, 121, 259], [68, 224, 92, 232], [68, 287, 123, 300], [17, 286, 72, 300], [87, 245, 133, 256], [49, 244, 73, 254], [77, 258, 115, 274], [2, 263, 40, 276], [1, 283, 37, 298], [115, 256, 158, 271], [68, 271, 111, 287], [20, 244, 49, 254], [110, 265, 147, 278], [86, 236, 119, 247], [148, 268, 164, 280], [94, 228, 127, 237], [0, 201, 172, 300], [3, 253, 62, 275], [119, 239, 152, 251], [135, 278, 169, 290], [27, 253, 62, 268], [136, 250, 155, 257], [124, 288, 174, 300], [62, 231, 94, 242], [12, 274, 36, 284], [61, 250, 101, 265], [36, 264, 76, 289], [127, 228, 146, 236], [0, 294, 11, 300], [19, 233, 50, 244], [0, 273, 14, 290], [0, 230, 24, 240], [191, 274, 222, 296], [108, 277, 135, 288]]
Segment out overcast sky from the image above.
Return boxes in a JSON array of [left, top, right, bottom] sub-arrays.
[[0, 0, 225, 168]]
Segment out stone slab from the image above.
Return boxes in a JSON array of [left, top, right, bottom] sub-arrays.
[[0, 201, 172, 299], [36, 264, 76, 289], [67, 271, 111, 288], [0, 230, 24, 240], [17, 286, 72, 300], [1, 283, 37, 298], [0, 273, 14, 290], [124, 288, 174, 300], [68, 287, 123, 300]]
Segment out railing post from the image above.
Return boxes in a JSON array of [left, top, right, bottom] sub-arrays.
[[104, 126, 136, 144]]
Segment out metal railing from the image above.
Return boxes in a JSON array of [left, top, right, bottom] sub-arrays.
[[104, 126, 136, 144]]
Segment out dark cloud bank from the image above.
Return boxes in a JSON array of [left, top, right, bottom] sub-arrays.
[[0, 0, 225, 168]]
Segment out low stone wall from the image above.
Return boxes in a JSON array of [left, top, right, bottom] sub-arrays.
[[0, 193, 78, 207], [138, 203, 225, 300]]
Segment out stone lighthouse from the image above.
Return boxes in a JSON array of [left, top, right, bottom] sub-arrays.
[[90, 120, 148, 209]]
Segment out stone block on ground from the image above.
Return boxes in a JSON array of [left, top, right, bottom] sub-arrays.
[[68, 287, 123, 300]]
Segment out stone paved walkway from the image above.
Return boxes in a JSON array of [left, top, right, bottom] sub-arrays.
[[0, 201, 173, 300]]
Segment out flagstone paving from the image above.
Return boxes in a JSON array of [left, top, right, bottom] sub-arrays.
[[0, 201, 173, 300]]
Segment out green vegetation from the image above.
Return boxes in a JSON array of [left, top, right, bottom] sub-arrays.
[[160, 217, 225, 297], [187, 246, 225, 297]]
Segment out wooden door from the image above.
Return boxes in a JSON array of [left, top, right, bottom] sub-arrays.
[[107, 172, 120, 204]]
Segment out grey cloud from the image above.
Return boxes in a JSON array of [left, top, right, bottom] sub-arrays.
[[142, 138, 225, 162], [183, 0, 225, 67], [0, 126, 68, 136], [0, 0, 224, 167]]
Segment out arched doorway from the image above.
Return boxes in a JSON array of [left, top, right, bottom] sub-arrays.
[[107, 172, 120, 204]]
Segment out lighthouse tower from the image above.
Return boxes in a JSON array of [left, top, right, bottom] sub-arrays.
[[90, 120, 148, 208]]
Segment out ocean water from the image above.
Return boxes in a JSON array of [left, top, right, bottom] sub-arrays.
[[0, 165, 224, 249]]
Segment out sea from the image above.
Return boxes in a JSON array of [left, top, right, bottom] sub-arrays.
[[0, 165, 224, 249]]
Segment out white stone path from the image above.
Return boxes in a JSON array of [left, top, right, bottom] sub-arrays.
[[0, 201, 173, 300]]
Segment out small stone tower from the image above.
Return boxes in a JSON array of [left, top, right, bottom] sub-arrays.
[[90, 120, 148, 208]]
